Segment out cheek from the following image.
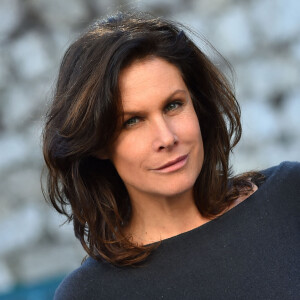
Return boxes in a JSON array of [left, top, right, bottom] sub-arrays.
[[110, 133, 148, 171], [189, 117, 201, 138], [175, 110, 202, 142]]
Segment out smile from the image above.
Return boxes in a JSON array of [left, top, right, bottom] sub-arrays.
[[153, 154, 188, 173]]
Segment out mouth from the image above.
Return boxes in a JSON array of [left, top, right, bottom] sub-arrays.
[[153, 154, 188, 173]]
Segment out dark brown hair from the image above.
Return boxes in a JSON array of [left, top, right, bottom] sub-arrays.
[[42, 11, 263, 266]]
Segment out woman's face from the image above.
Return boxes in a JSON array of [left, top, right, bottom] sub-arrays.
[[109, 57, 204, 201]]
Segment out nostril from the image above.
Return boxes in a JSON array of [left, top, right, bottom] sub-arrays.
[[158, 136, 178, 151]]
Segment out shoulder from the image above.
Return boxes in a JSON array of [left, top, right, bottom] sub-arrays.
[[260, 161, 300, 184], [257, 161, 300, 210], [54, 257, 108, 300]]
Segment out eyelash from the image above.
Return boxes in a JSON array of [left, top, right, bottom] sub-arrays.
[[124, 116, 141, 127], [123, 100, 184, 128], [164, 100, 183, 112]]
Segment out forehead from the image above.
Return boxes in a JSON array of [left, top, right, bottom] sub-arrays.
[[118, 57, 187, 110]]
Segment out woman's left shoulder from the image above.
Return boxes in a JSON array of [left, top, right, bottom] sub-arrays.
[[258, 161, 300, 210], [260, 161, 300, 184]]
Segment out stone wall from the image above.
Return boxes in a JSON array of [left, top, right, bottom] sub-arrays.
[[0, 0, 299, 294]]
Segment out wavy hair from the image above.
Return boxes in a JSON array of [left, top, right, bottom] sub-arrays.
[[42, 11, 263, 266]]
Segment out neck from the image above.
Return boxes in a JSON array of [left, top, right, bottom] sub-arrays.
[[124, 189, 210, 245]]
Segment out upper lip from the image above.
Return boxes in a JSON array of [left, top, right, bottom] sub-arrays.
[[153, 154, 188, 170]]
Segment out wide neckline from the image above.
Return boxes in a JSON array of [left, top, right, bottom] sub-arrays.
[[144, 173, 270, 247]]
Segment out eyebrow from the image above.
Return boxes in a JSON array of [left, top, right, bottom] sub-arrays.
[[122, 89, 187, 117]]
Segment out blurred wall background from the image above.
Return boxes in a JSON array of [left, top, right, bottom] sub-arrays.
[[0, 0, 299, 298]]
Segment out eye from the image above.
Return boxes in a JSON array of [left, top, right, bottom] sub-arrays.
[[124, 116, 141, 128], [164, 101, 183, 112]]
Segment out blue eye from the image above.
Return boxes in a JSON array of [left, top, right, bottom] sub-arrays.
[[124, 117, 140, 127], [165, 101, 182, 112]]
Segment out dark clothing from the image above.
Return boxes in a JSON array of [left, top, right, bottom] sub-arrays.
[[55, 161, 300, 299]]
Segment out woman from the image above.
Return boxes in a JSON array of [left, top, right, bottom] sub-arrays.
[[43, 11, 299, 299]]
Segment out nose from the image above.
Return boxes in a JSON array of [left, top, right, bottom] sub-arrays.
[[152, 117, 178, 151]]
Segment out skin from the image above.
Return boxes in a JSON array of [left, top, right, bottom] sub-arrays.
[[105, 56, 257, 245], [106, 57, 206, 244]]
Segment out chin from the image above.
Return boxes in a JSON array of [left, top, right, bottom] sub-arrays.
[[151, 176, 197, 198]]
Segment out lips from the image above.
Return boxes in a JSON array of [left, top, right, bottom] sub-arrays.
[[153, 154, 188, 171]]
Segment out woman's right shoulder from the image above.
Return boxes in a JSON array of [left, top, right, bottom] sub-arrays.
[[54, 257, 106, 300]]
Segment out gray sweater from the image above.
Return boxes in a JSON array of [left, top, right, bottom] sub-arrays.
[[55, 161, 300, 299]]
